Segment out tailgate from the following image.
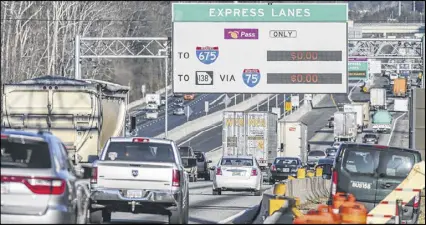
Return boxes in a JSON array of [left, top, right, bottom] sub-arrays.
[[221, 166, 252, 180], [96, 161, 175, 190]]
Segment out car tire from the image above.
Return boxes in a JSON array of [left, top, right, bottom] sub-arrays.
[[102, 209, 111, 222], [254, 190, 262, 196], [269, 178, 275, 185], [189, 176, 194, 182], [194, 175, 197, 182], [212, 189, 221, 195], [89, 210, 103, 224], [204, 173, 210, 181]]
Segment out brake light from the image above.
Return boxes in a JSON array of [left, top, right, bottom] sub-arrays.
[[172, 169, 180, 187], [1, 134, 8, 139], [1, 175, 65, 195], [216, 167, 222, 175], [331, 170, 338, 196], [251, 168, 257, 176], [374, 145, 388, 149], [413, 191, 420, 209], [133, 138, 149, 143], [91, 167, 98, 184], [271, 165, 276, 172]]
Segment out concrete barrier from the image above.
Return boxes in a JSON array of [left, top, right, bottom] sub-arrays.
[[282, 94, 327, 122], [155, 94, 274, 140]]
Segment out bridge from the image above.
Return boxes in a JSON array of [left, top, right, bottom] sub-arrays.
[[352, 23, 425, 36]]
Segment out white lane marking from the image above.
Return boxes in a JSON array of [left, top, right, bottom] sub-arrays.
[[348, 80, 363, 104], [387, 112, 406, 146], [217, 208, 249, 224], [178, 124, 222, 146], [209, 94, 225, 106]]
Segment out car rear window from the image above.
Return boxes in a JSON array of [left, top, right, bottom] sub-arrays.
[[309, 151, 326, 157], [179, 147, 192, 157], [274, 158, 299, 165], [105, 142, 175, 163], [341, 147, 419, 177], [194, 152, 204, 162], [221, 158, 253, 166], [343, 149, 379, 174], [364, 134, 377, 138], [1, 138, 51, 168]]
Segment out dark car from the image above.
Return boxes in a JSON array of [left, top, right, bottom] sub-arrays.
[[325, 147, 338, 158], [329, 143, 422, 224], [362, 133, 379, 144], [315, 157, 334, 180], [269, 157, 303, 184], [194, 151, 212, 180], [327, 116, 334, 128]]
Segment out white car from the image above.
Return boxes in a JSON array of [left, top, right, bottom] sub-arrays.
[[173, 107, 185, 115], [146, 103, 158, 110], [145, 110, 158, 119], [210, 155, 262, 196], [160, 97, 166, 106]]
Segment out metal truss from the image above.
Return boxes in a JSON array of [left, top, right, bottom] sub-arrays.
[[74, 36, 170, 79], [348, 38, 422, 59]]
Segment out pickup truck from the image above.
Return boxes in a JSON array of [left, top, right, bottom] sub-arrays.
[[178, 146, 198, 182], [194, 151, 212, 181], [89, 137, 195, 224]]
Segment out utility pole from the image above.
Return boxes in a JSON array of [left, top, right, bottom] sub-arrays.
[[399, 1, 402, 17]]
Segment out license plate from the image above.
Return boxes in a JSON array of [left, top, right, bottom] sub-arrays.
[[126, 190, 142, 198], [282, 168, 290, 172], [232, 172, 242, 176], [1, 183, 9, 194]]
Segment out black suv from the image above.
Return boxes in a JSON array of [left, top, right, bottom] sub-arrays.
[[329, 143, 422, 224]]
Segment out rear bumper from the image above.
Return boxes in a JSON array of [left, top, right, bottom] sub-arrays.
[[270, 172, 297, 180], [1, 207, 73, 224], [214, 177, 259, 191], [91, 188, 181, 205]]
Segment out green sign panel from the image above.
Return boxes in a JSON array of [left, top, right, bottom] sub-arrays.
[[348, 60, 369, 81], [172, 3, 348, 22]]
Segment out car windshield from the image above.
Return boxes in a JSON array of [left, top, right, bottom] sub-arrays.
[[179, 147, 192, 158], [1, 136, 51, 168], [274, 158, 299, 165], [309, 151, 326, 157], [221, 158, 253, 167], [326, 148, 337, 156], [104, 142, 175, 163], [364, 134, 377, 138]]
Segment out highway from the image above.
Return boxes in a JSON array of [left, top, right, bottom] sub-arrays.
[[176, 94, 304, 153], [136, 94, 258, 137], [106, 182, 273, 224]]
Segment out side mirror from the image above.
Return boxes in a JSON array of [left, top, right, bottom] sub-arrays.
[[207, 160, 212, 163], [187, 158, 197, 167], [130, 116, 136, 132], [209, 166, 216, 171]]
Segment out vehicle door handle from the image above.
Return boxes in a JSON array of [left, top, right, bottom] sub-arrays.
[[381, 183, 391, 188]]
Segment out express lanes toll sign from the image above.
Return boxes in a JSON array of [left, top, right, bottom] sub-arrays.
[[172, 3, 348, 94]]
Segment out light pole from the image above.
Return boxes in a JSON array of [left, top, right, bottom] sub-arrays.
[[158, 44, 170, 138]]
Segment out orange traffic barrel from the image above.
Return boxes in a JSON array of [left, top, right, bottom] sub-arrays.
[[303, 205, 341, 223], [293, 214, 341, 224], [332, 192, 356, 214], [340, 202, 368, 224]]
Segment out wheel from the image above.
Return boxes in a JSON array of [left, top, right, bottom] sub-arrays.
[[212, 189, 222, 195], [89, 210, 103, 224], [269, 178, 275, 185], [204, 172, 210, 181], [194, 175, 198, 182], [102, 209, 111, 222], [254, 190, 262, 196]]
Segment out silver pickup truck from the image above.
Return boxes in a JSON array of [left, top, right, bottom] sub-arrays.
[[89, 137, 195, 224]]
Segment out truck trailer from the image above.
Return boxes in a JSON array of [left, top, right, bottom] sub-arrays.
[[370, 88, 387, 110], [277, 121, 308, 164], [333, 111, 357, 142], [343, 104, 364, 133], [222, 111, 277, 169], [1, 76, 131, 174]]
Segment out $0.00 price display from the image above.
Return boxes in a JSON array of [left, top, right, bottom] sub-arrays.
[[267, 73, 343, 84], [267, 51, 343, 62]]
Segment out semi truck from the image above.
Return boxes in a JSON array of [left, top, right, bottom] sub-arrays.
[[372, 110, 393, 133], [370, 88, 387, 110], [277, 121, 308, 164], [333, 111, 357, 142], [393, 77, 408, 97], [343, 104, 364, 133], [222, 111, 277, 169], [1, 76, 132, 175]]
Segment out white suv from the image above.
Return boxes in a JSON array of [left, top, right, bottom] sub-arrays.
[[145, 110, 158, 119]]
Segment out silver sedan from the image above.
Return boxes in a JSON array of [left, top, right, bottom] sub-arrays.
[[173, 107, 185, 115]]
